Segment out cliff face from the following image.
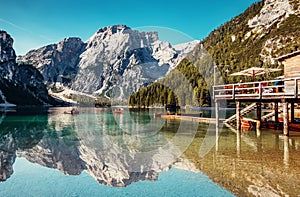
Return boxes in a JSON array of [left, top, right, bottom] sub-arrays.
[[248, 0, 296, 29], [251, 0, 300, 61], [0, 31, 16, 80], [0, 31, 15, 104], [18, 38, 85, 84], [0, 31, 65, 106]]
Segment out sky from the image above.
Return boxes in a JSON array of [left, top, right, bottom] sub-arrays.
[[0, 0, 259, 55]]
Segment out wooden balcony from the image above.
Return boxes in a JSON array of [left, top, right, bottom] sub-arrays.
[[213, 78, 300, 102]]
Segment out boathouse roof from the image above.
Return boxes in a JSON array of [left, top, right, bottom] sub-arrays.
[[276, 51, 300, 62]]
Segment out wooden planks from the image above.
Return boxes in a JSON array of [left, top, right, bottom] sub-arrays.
[[160, 115, 225, 124]]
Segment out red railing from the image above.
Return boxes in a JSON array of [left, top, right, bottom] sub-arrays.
[[213, 78, 300, 100]]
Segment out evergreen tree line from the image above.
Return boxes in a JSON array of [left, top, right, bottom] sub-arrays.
[[128, 58, 212, 107]]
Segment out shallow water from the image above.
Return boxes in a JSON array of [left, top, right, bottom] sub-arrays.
[[0, 107, 299, 196], [184, 126, 300, 196]]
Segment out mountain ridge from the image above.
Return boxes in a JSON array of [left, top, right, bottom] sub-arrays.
[[0, 31, 66, 106], [19, 25, 199, 104]]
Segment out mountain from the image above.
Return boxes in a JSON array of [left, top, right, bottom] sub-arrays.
[[201, 0, 300, 82], [0, 31, 66, 106], [18, 37, 85, 84], [14, 0, 300, 107], [130, 0, 300, 107], [19, 25, 199, 103]]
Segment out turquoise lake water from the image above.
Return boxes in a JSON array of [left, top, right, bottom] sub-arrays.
[[0, 158, 233, 197], [0, 107, 234, 197]]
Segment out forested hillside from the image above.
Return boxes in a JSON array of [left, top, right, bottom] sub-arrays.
[[128, 57, 212, 107], [203, 0, 300, 83], [129, 0, 300, 107]]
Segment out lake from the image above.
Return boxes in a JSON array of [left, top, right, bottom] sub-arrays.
[[0, 107, 299, 196]]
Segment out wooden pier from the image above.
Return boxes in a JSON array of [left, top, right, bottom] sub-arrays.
[[213, 77, 300, 136], [161, 115, 225, 124]]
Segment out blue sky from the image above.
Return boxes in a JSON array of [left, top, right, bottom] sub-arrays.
[[0, 0, 259, 55]]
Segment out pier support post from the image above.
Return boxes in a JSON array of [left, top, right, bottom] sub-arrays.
[[291, 102, 295, 123], [215, 101, 219, 129], [236, 129, 241, 157], [256, 102, 261, 128], [282, 100, 289, 136], [274, 102, 279, 123], [236, 101, 241, 132]]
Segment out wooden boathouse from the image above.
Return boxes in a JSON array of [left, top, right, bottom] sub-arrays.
[[213, 51, 300, 136]]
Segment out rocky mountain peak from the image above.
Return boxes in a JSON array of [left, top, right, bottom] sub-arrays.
[[19, 37, 85, 83], [86, 24, 159, 53], [0, 31, 16, 86], [56, 37, 84, 53], [0, 31, 16, 63], [18, 25, 198, 102], [0, 31, 67, 106], [71, 25, 194, 97], [243, 0, 300, 62], [96, 24, 130, 34], [248, 0, 297, 29]]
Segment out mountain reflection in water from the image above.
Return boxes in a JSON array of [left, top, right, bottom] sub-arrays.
[[0, 107, 299, 196], [0, 108, 46, 181], [0, 107, 197, 188]]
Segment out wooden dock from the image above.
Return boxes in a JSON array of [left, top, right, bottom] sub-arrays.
[[161, 115, 225, 124], [213, 77, 300, 136]]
